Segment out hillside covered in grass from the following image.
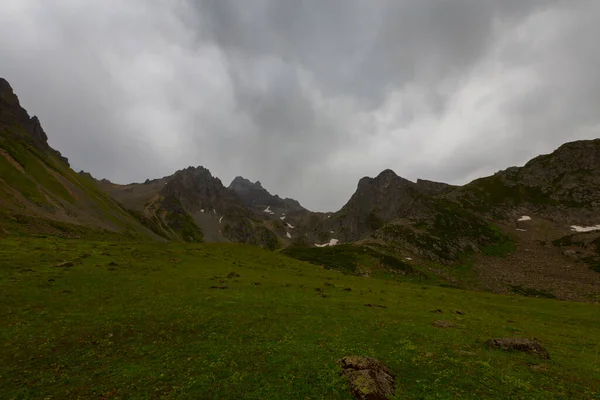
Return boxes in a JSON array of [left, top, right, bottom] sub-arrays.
[[0, 78, 157, 240]]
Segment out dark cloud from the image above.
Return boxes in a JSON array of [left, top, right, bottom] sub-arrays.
[[1, 0, 598, 211]]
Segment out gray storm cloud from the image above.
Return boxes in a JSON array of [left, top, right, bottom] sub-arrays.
[[1, 0, 599, 211]]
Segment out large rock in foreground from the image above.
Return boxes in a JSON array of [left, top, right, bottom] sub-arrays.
[[486, 338, 550, 359], [338, 356, 395, 400]]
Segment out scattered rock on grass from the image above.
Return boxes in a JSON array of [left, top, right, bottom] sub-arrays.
[[209, 286, 228, 290], [364, 304, 387, 309], [343, 287, 352, 292], [431, 309, 443, 314], [107, 261, 119, 267], [563, 249, 578, 258], [454, 310, 466, 315], [486, 338, 550, 359], [54, 261, 74, 268], [227, 272, 240, 278], [432, 320, 455, 328], [530, 364, 548, 372], [338, 356, 395, 400]]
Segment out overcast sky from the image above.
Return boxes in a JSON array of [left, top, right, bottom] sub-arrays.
[[1, 0, 599, 211]]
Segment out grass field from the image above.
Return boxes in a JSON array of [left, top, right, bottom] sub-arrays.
[[1, 237, 599, 399]]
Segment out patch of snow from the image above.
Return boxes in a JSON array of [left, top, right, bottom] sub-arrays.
[[330, 230, 334, 234], [213, 209, 217, 214], [327, 215, 331, 219], [518, 216, 531, 221], [405, 257, 413, 261], [200, 209, 204, 213], [286, 223, 294, 229], [263, 205, 274, 214], [315, 238, 339, 247], [219, 216, 223, 224], [286, 232, 291, 239], [571, 225, 600, 233], [516, 228, 526, 232], [280, 216, 286, 220]]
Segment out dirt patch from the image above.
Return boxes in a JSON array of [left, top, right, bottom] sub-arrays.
[[338, 356, 395, 400], [0, 148, 25, 173], [486, 338, 550, 359], [432, 320, 455, 328]]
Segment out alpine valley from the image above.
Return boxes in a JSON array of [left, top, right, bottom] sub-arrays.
[[1, 77, 599, 399]]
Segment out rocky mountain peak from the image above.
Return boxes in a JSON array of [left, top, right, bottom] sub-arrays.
[[159, 166, 251, 228], [163, 166, 224, 199], [355, 170, 417, 198], [229, 176, 305, 212], [0, 77, 69, 165], [0, 78, 19, 106]]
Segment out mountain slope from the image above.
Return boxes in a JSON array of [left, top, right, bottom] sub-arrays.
[[297, 141, 600, 301], [453, 139, 600, 223], [0, 78, 158, 239], [97, 167, 281, 248]]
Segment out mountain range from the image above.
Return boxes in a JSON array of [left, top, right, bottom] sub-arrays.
[[1, 77, 599, 301]]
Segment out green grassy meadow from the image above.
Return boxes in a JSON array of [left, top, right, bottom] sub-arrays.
[[1, 238, 599, 399]]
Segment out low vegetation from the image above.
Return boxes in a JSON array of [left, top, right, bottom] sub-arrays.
[[1, 237, 598, 399], [281, 243, 419, 277]]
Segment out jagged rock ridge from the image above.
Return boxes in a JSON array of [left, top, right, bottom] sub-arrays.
[[229, 176, 305, 212]]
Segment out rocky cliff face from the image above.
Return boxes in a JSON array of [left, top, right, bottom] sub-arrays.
[[163, 167, 250, 218], [229, 176, 305, 212], [332, 170, 437, 241], [0, 78, 69, 165]]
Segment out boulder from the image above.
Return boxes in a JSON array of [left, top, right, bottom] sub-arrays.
[[338, 356, 395, 400]]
